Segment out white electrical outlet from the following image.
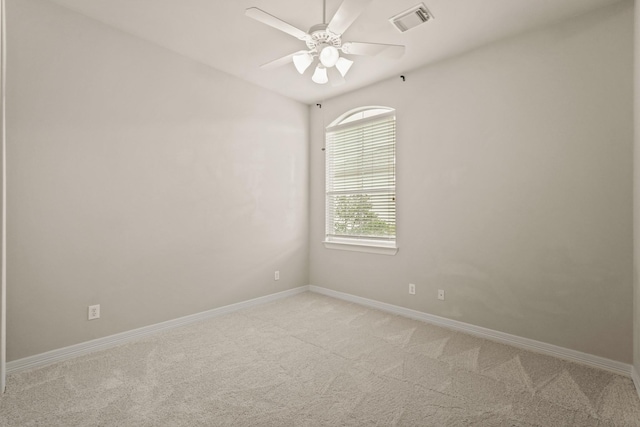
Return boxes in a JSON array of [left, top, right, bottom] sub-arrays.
[[274, 270, 280, 281], [438, 290, 445, 301], [409, 283, 415, 295], [88, 304, 100, 320]]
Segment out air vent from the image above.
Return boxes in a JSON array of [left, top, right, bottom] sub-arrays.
[[389, 3, 433, 33]]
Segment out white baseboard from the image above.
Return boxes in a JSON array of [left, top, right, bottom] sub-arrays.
[[308, 285, 633, 377], [7, 286, 309, 375], [8, 284, 635, 381], [633, 366, 640, 400]]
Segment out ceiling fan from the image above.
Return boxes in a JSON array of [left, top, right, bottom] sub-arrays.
[[245, 0, 406, 85]]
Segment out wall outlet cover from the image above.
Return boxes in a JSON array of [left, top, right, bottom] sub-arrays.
[[88, 304, 100, 320]]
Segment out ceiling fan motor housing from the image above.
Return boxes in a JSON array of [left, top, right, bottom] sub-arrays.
[[305, 24, 342, 51]]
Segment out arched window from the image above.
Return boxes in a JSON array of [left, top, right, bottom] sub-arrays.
[[324, 107, 397, 255]]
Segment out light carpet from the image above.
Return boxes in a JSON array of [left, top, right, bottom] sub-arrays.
[[1, 292, 639, 426]]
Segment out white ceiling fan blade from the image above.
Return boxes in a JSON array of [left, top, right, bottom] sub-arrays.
[[342, 42, 406, 59], [245, 8, 309, 40], [328, 67, 346, 87], [260, 51, 308, 70], [327, 0, 373, 36]]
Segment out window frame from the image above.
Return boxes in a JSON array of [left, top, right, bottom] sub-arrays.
[[323, 107, 398, 256]]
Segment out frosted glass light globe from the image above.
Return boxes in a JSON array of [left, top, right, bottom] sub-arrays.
[[335, 57, 353, 77], [319, 45, 340, 68], [311, 65, 328, 84], [292, 52, 314, 74]]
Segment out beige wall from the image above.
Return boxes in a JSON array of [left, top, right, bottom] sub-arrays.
[[310, 2, 634, 363], [634, 0, 640, 377], [0, 0, 5, 391], [6, 0, 309, 361]]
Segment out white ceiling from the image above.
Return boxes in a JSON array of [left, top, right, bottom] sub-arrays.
[[47, 0, 625, 105]]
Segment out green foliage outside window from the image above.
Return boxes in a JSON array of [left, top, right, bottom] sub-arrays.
[[333, 194, 395, 237]]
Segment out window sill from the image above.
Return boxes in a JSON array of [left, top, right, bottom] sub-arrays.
[[323, 240, 398, 256]]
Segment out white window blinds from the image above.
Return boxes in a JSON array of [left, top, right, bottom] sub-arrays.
[[325, 109, 396, 245]]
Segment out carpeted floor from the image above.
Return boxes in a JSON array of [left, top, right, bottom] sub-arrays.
[[1, 292, 639, 426]]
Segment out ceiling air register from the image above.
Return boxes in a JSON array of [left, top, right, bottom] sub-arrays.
[[389, 3, 434, 33]]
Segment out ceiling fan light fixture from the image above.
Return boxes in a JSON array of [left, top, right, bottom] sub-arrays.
[[311, 64, 329, 84], [319, 45, 340, 68], [246, 0, 406, 87], [335, 57, 353, 77], [292, 51, 314, 74]]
